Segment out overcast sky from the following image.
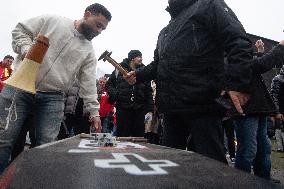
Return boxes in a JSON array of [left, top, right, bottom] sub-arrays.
[[0, 0, 284, 75]]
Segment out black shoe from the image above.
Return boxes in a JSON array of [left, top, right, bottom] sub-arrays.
[[270, 178, 281, 184]]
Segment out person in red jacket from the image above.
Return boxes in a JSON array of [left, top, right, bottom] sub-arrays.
[[98, 77, 115, 133], [0, 55, 14, 91]]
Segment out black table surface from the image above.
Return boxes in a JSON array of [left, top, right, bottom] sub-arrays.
[[0, 136, 282, 189]]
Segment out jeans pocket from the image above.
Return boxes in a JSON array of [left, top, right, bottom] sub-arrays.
[[0, 86, 17, 100], [0, 98, 10, 132]]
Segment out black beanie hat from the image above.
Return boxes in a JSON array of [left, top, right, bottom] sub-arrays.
[[128, 50, 142, 61], [3, 55, 14, 60]]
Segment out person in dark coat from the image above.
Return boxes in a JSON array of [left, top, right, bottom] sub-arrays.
[[106, 50, 153, 137], [123, 0, 284, 164], [61, 80, 91, 137], [271, 66, 284, 153], [233, 39, 284, 181]]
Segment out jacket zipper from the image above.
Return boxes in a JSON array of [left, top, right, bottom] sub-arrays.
[[36, 36, 74, 90], [192, 24, 199, 51], [130, 85, 135, 102]]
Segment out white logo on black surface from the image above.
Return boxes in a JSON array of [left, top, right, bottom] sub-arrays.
[[94, 153, 179, 175]]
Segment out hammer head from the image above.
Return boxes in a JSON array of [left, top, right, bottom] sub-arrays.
[[98, 50, 112, 62]]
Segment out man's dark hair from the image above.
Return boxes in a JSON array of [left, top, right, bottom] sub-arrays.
[[3, 55, 14, 60], [85, 3, 112, 21]]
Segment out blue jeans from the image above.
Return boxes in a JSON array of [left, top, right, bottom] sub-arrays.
[[112, 123, 117, 136], [101, 116, 111, 133], [234, 116, 271, 179], [0, 86, 65, 174]]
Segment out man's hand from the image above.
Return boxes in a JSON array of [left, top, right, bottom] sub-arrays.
[[270, 116, 275, 123], [227, 91, 250, 115], [89, 116, 102, 133], [123, 71, 136, 85], [255, 39, 264, 53], [279, 40, 284, 46], [275, 113, 284, 121]]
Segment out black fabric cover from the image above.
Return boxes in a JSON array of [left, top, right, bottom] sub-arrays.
[[0, 136, 282, 189]]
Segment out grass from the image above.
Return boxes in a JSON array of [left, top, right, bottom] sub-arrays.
[[271, 138, 284, 171], [270, 138, 284, 184]]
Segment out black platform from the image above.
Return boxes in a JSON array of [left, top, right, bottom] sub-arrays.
[[0, 136, 282, 189]]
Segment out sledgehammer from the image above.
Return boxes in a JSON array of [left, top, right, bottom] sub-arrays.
[[99, 50, 128, 76]]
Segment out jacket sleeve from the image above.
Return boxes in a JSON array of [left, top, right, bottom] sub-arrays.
[[250, 45, 284, 74], [105, 70, 118, 104], [77, 52, 100, 117], [12, 15, 46, 55], [207, 0, 253, 93], [136, 48, 159, 83], [270, 75, 282, 112], [144, 81, 154, 113]]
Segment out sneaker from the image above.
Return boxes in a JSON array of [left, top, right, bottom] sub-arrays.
[[230, 157, 235, 164], [225, 152, 230, 158]]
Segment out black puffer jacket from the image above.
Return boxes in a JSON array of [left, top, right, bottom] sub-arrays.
[[106, 58, 153, 112], [64, 81, 80, 115], [136, 0, 253, 115], [64, 80, 89, 116], [271, 62, 284, 114]]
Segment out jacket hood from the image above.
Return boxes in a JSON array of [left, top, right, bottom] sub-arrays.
[[121, 58, 131, 69], [166, 0, 197, 18], [280, 66, 284, 75]]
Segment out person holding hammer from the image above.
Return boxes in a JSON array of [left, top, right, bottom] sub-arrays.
[[123, 0, 255, 163], [106, 50, 153, 137]]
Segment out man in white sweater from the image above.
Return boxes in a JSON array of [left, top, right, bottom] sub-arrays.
[[0, 3, 111, 174]]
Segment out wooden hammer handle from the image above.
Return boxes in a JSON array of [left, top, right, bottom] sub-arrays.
[[106, 57, 128, 76]]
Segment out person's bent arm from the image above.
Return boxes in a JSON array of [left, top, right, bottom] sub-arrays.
[[12, 15, 46, 57], [78, 52, 101, 132]]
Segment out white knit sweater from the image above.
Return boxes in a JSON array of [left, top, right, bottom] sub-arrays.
[[11, 14, 100, 117]]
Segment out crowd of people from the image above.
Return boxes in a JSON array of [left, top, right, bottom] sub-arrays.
[[0, 0, 284, 185]]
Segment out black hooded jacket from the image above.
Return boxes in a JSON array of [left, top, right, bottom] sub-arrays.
[[135, 0, 253, 115], [106, 58, 153, 112]]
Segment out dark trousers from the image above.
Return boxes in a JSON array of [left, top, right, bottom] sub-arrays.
[[64, 113, 90, 136], [60, 98, 90, 138], [222, 119, 236, 159], [162, 113, 227, 163], [116, 108, 145, 137]]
